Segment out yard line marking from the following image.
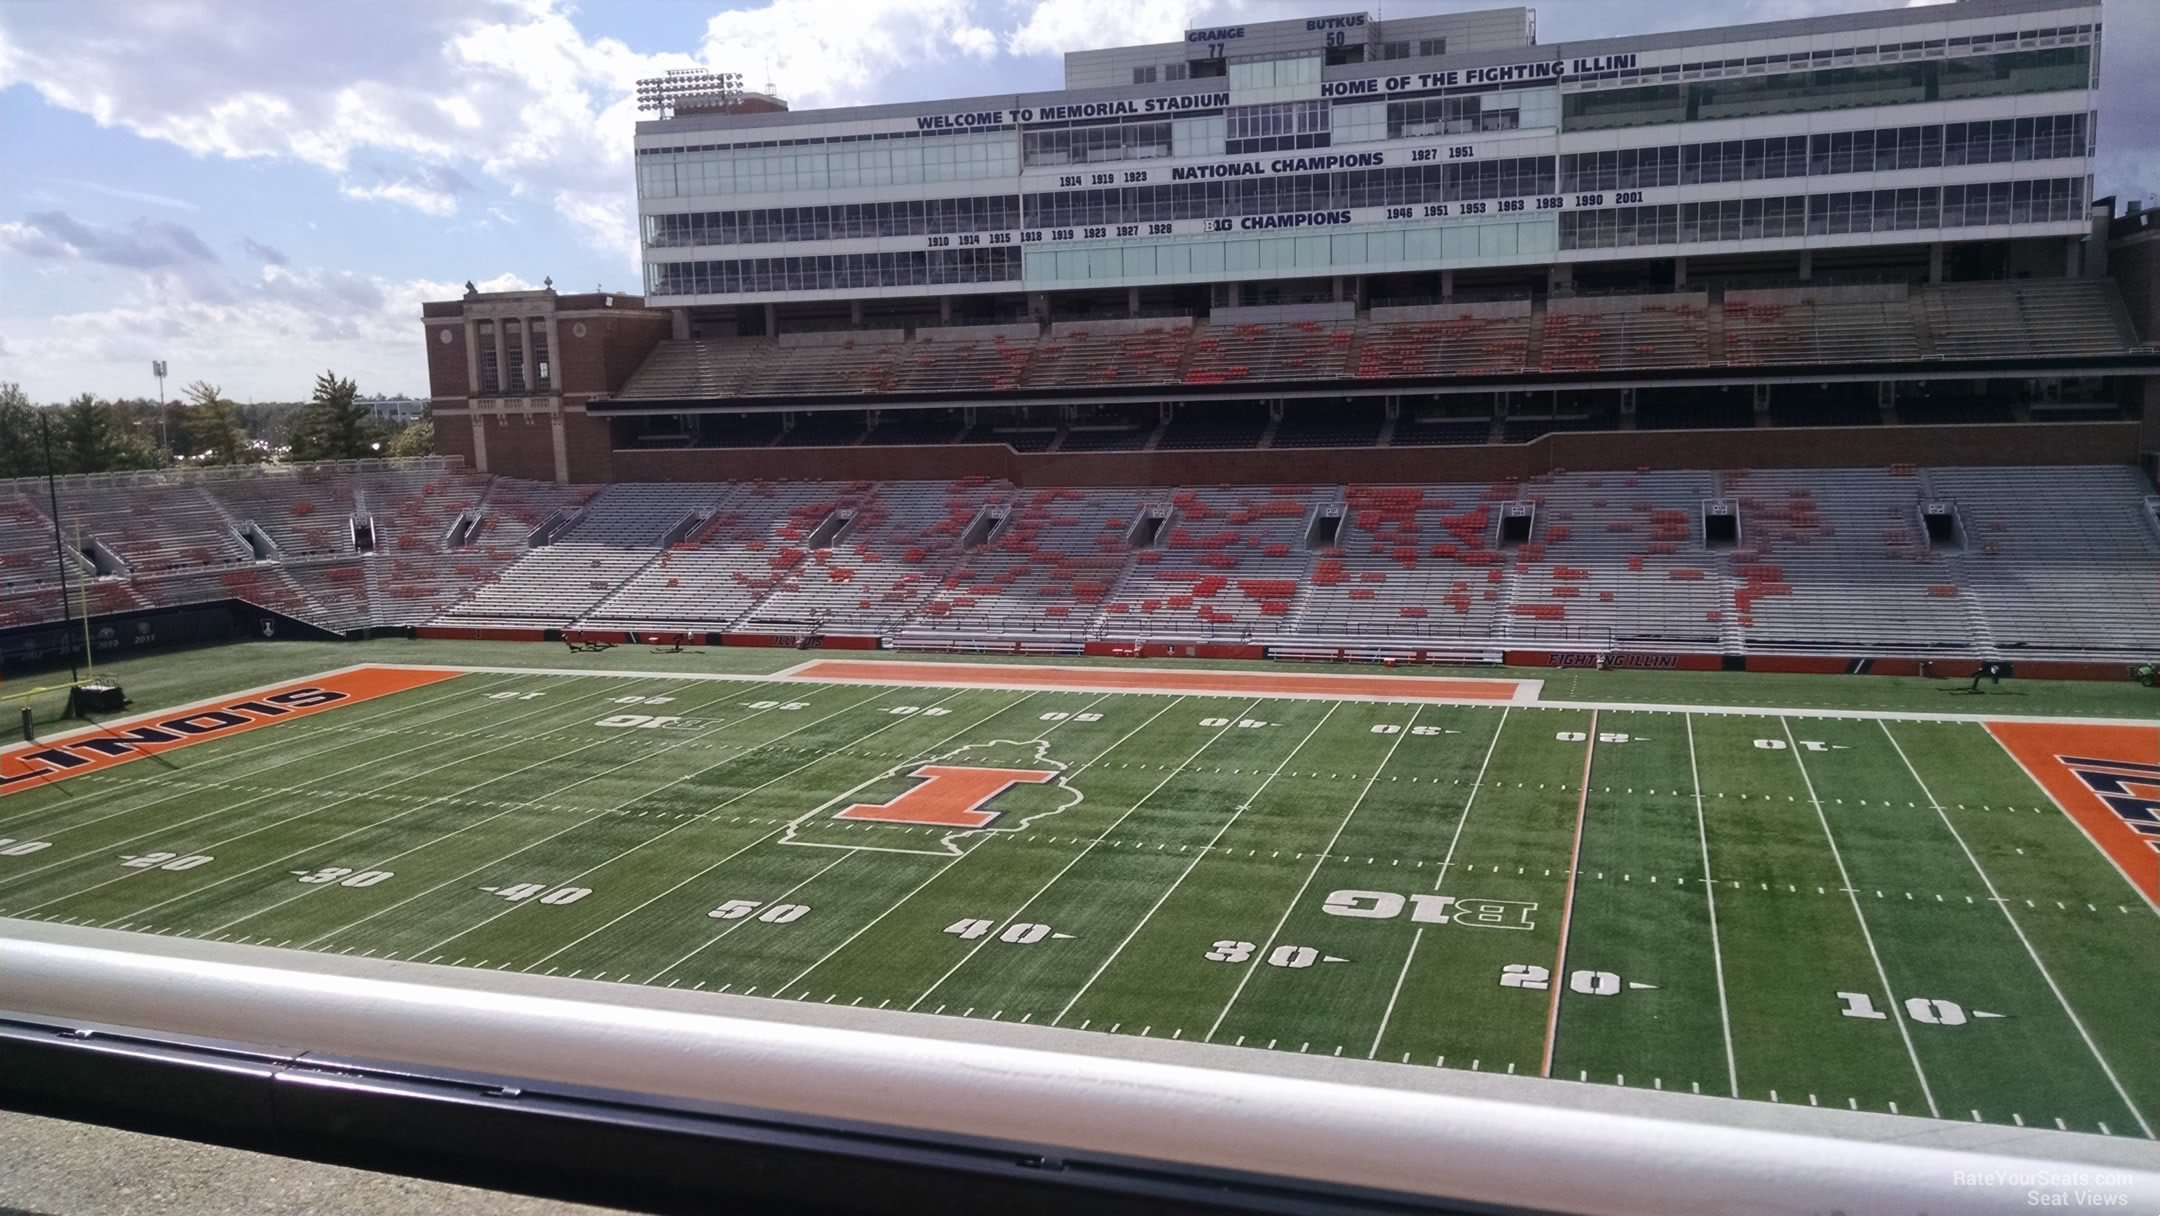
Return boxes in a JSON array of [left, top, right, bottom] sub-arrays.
[[408, 681, 957, 959], [1053, 700, 1339, 1028], [1369, 707, 1507, 1059], [346, 684, 1000, 957], [1538, 710, 1598, 1079], [1686, 713, 1739, 1098], [766, 695, 1176, 1001], [207, 680, 833, 938], [1782, 716, 1939, 1119], [0, 671, 534, 855], [1, 677, 635, 909], [645, 848, 860, 985], [111, 678, 795, 931], [907, 696, 1248, 1013], [1204, 702, 1409, 1043], [1879, 721, 2153, 1139]]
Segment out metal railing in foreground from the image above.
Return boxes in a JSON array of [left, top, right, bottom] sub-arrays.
[[3, 926, 2152, 1216]]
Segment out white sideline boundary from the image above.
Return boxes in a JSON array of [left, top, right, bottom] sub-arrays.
[[188, 661, 2160, 729]]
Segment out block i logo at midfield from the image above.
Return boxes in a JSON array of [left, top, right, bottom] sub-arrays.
[[779, 738, 1083, 857]]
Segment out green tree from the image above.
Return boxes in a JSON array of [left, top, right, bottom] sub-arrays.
[[0, 383, 38, 478], [60, 392, 128, 473], [181, 380, 258, 466], [385, 415, 434, 459], [288, 370, 380, 461]]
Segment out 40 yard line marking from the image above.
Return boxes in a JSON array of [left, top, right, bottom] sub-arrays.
[[1203, 701, 1405, 1043], [1880, 720, 2154, 1140], [1686, 712, 1740, 1099], [1054, 700, 1339, 1028], [1538, 709, 1597, 1079], [1783, 715, 1939, 1119], [773, 694, 1182, 1001], [907, 696, 1253, 1013], [1369, 706, 1507, 1059]]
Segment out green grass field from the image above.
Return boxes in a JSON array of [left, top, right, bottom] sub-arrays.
[[3, 643, 2157, 1141]]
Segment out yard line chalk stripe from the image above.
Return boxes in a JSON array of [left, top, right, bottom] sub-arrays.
[[1538, 709, 1597, 1079], [1686, 712, 1740, 1099]]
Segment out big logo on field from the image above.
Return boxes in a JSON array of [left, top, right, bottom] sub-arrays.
[[0, 665, 461, 795], [835, 765, 1058, 828], [1988, 721, 2160, 907], [783, 738, 1083, 857]]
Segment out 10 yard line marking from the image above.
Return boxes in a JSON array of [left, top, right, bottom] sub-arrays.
[[1538, 709, 1597, 1079], [776, 694, 1181, 1001], [1204, 701, 1403, 1043], [1880, 720, 2154, 1139], [1783, 715, 1940, 1119], [1055, 700, 1340, 1028], [1369, 706, 1506, 1059], [1686, 712, 1740, 1099]]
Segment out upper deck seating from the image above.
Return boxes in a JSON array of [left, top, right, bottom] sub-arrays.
[[1022, 318, 1192, 388], [1354, 302, 1533, 379], [1724, 284, 1920, 366], [1539, 293, 1709, 374], [887, 324, 1036, 393], [1921, 279, 2139, 360], [1184, 320, 1355, 385]]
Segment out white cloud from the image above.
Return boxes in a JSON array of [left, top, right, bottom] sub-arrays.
[[1006, 0, 1227, 57]]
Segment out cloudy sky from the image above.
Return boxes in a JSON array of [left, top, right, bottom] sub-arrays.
[[0, 0, 2152, 403]]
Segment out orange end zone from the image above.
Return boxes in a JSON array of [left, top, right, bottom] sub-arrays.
[[0, 665, 462, 796], [1988, 720, 2160, 908], [786, 660, 1531, 703]]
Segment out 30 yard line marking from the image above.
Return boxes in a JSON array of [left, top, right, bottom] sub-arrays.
[[1055, 700, 1342, 1028], [1369, 706, 1506, 1058], [1686, 712, 1739, 1098], [1539, 709, 1598, 1079], [773, 694, 1183, 1001], [1783, 716, 1939, 1119], [1204, 702, 1408, 1043], [1880, 720, 2153, 1139]]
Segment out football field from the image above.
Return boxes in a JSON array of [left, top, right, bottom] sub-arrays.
[[3, 657, 2157, 1141]]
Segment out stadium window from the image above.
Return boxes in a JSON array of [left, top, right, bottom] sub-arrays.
[[1133, 66, 1157, 84], [1380, 41, 1410, 61], [475, 321, 499, 393], [1165, 62, 1187, 81], [1418, 38, 1446, 57]]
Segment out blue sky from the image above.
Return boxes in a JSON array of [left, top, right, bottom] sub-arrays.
[[1, 0, 2152, 403]]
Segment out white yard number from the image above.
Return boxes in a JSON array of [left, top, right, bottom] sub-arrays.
[[746, 701, 807, 711], [1838, 991, 1968, 1026], [597, 714, 682, 729], [0, 838, 52, 856], [1569, 969, 1621, 996], [1499, 964, 1551, 990], [1039, 712, 1103, 722], [121, 852, 212, 871], [487, 691, 544, 701], [613, 695, 675, 705], [490, 883, 590, 905], [1755, 739, 1829, 751], [708, 899, 808, 923], [941, 918, 1054, 943], [1206, 940, 1255, 962], [1268, 945, 1318, 969], [1557, 731, 1629, 743], [296, 867, 394, 887], [888, 706, 951, 716]]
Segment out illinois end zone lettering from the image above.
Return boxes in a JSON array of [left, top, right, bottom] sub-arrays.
[[1987, 721, 2160, 906], [0, 666, 462, 794], [834, 765, 1057, 829]]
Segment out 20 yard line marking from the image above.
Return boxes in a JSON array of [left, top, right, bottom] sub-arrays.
[[1880, 721, 2153, 1139], [1055, 700, 1341, 1028], [773, 695, 1182, 1001], [1538, 709, 1598, 1078], [1783, 716, 1939, 1119], [1204, 701, 1405, 1043], [1369, 706, 1506, 1058], [1686, 713, 1740, 1098]]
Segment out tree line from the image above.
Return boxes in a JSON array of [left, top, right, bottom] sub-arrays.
[[0, 374, 432, 479]]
